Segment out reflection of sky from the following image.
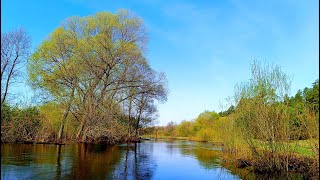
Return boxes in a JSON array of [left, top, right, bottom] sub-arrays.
[[2, 162, 74, 179], [1, 162, 57, 179], [152, 141, 239, 180]]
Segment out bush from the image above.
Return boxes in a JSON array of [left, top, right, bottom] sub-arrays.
[[1, 104, 41, 143], [232, 60, 319, 172]]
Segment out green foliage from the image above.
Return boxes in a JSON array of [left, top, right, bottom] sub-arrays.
[[286, 79, 319, 114], [284, 79, 319, 140], [303, 79, 319, 113], [176, 120, 193, 137], [39, 102, 64, 132], [193, 111, 219, 133], [37, 102, 77, 140], [1, 103, 11, 124], [219, 105, 235, 117], [1, 104, 41, 143], [164, 121, 176, 136]]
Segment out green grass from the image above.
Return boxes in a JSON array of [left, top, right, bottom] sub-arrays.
[[288, 139, 318, 157], [293, 145, 314, 156], [250, 139, 318, 157]]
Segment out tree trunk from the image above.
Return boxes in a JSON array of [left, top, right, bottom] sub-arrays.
[[57, 88, 75, 143], [135, 110, 142, 138], [127, 97, 132, 138], [82, 126, 90, 142], [76, 120, 85, 139], [1, 55, 18, 105], [57, 104, 71, 143]]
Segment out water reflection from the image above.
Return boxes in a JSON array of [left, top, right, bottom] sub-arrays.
[[56, 145, 62, 180], [64, 143, 121, 179], [2, 141, 241, 180], [1, 143, 123, 179], [180, 146, 221, 169], [112, 143, 156, 180], [155, 140, 239, 180]]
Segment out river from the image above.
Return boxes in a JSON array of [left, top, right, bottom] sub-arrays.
[[0, 140, 300, 179]]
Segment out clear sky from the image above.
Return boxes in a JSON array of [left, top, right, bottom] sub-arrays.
[[2, 0, 319, 125]]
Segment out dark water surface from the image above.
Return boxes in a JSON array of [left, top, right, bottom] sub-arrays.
[[2, 140, 241, 179]]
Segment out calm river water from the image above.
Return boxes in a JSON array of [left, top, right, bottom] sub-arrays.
[[1, 140, 240, 180], [1, 140, 297, 180]]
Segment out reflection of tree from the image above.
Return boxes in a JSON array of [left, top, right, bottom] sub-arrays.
[[1, 143, 156, 179], [113, 143, 156, 180], [55, 145, 62, 180], [123, 145, 129, 179], [1, 144, 60, 165], [67, 143, 123, 179], [194, 149, 221, 169], [164, 141, 222, 170], [1, 144, 66, 179], [133, 143, 155, 180], [165, 140, 181, 156], [180, 146, 221, 169]]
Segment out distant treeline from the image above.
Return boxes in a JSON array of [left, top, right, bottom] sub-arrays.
[[1, 10, 167, 144]]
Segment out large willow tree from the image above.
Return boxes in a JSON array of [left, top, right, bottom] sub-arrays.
[[28, 10, 167, 143]]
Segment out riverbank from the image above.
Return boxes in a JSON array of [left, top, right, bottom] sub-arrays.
[[221, 152, 319, 179], [141, 135, 225, 146], [1, 136, 144, 145]]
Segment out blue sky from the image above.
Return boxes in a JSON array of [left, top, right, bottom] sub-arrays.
[[2, 0, 319, 125]]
